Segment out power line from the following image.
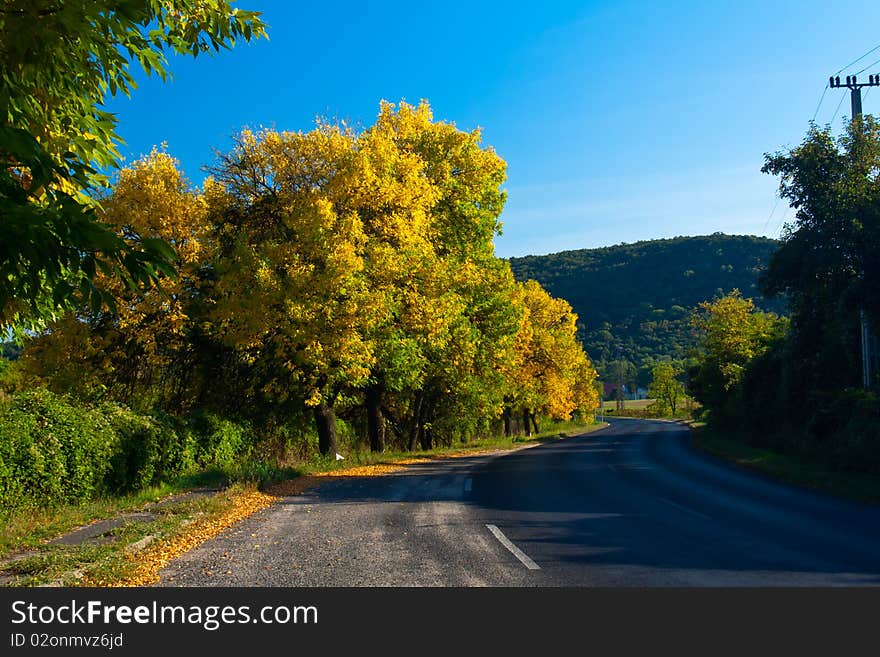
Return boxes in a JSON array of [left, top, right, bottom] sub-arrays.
[[772, 207, 792, 235], [830, 90, 848, 124], [854, 55, 880, 76], [762, 195, 781, 233], [828, 75, 880, 389], [811, 85, 828, 123], [835, 44, 880, 75]]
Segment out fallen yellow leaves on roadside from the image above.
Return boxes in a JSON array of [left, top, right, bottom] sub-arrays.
[[84, 488, 277, 587]]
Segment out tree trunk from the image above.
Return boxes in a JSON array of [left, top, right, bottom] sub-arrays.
[[530, 412, 539, 435], [503, 406, 512, 437], [366, 384, 385, 452], [418, 396, 434, 450], [313, 403, 338, 456], [523, 409, 532, 437], [407, 394, 423, 451], [420, 425, 433, 451]]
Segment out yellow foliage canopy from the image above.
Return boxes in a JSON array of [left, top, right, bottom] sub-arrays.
[[18, 101, 600, 445], [508, 280, 599, 419]]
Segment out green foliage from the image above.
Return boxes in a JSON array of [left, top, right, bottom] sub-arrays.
[[188, 411, 253, 470], [0, 389, 117, 508], [103, 407, 195, 493], [0, 388, 268, 509], [818, 390, 880, 472], [648, 361, 685, 415], [761, 118, 880, 393], [0, 0, 266, 332], [604, 359, 637, 400], [704, 117, 880, 476], [687, 290, 786, 421]]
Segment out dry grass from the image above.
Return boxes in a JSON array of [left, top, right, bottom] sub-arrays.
[[90, 486, 277, 587]]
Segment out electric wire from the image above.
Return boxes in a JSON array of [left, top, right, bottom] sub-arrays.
[[830, 91, 848, 125], [835, 44, 880, 76], [773, 208, 792, 236], [854, 55, 880, 77], [762, 195, 782, 233], [782, 46, 879, 235], [811, 86, 828, 123]]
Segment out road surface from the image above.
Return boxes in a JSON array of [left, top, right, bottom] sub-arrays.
[[158, 419, 880, 586]]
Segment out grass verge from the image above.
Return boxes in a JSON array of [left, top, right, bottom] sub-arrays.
[[303, 418, 605, 474], [1, 420, 606, 587], [690, 424, 880, 505]]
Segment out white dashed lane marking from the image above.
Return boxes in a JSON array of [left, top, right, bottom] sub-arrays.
[[486, 524, 540, 570]]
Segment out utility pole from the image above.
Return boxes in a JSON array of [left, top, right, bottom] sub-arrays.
[[830, 73, 880, 389]]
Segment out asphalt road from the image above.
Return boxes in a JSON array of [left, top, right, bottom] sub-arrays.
[[158, 419, 880, 586]]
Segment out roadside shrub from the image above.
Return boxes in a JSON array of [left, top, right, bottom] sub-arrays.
[[103, 405, 196, 492], [188, 411, 253, 470], [0, 389, 320, 510], [0, 389, 117, 509], [645, 401, 670, 416], [819, 390, 880, 473]]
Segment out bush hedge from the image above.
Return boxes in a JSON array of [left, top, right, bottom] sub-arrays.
[[0, 389, 255, 511], [0, 389, 117, 508]]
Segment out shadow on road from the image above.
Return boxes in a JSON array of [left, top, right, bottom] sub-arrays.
[[271, 421, 880, 584]]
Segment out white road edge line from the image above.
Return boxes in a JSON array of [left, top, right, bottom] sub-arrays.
[[464, 478, 473, 493], [657, 497, 711, 520], [486, 524, 541, 570]]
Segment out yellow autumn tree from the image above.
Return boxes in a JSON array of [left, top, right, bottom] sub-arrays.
[[204, 103, 527, 453], [354, 101, 521, 450], [21, 150, 208, 409], [405, 102, 521, 447], [207, 126, 378, 455], [505, 280, 599, 435], [11, 98, 603, 480], [342, 102, 443, 452]]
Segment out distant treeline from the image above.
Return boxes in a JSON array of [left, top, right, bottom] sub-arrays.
[[509, 234, 785, 383]]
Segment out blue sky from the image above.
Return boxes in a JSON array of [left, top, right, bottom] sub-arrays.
[[105, 0, 880, 257]]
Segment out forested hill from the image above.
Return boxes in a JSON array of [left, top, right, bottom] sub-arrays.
[[508, 234, 784, 375]]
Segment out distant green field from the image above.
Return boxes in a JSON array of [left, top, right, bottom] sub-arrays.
[[599, 398, 698, 421], [601, 399, 655, 410]]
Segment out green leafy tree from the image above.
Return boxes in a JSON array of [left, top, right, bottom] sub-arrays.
[[648, 361, 684, 415], [761, 117, 880, 393], [606, 358, 637, 410], [688, 290, 785, 419], [0, 0, 266, 332], [720, 116, 880, 471]]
